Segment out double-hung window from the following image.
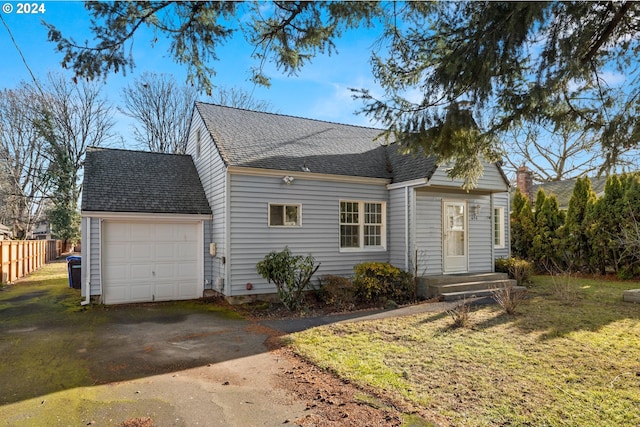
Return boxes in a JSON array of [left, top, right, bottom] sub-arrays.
[[340, 201, 385, 250]]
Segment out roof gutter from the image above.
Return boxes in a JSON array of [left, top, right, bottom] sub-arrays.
[[387, 178, 430, 190], [227, 166, 391, 186], [81, 211, 212, 221]]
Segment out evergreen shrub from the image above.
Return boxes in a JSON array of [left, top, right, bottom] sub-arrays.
[[495, 257, 533, 286], [352, 262, 414, 304]]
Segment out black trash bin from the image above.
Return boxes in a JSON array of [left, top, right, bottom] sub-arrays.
[[66, 256, 82, 289]]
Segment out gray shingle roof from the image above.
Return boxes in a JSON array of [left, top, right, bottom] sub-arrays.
[[386, 144, 439, 183], [195, 102, 438, 183], [532, 176, 608, 209], [82, 147, 212, 215]]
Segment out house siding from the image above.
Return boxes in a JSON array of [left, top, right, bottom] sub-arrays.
[[81, 216, 101, 296], [388, 187, 407, 270], [428, 162, 509, 192], [468, 195, 493, 273], [186, 110, 226, 291], [228, 173, 389, 296], [414, 191, 442, 276], [89, 217, 101, 295]]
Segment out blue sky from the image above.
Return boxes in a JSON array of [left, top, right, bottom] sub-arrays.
[[1, 1, 385, 146]]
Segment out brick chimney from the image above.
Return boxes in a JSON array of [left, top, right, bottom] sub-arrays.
[[516, 165, 533, 201]]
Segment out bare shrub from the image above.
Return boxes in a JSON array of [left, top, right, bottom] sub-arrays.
[[316, 275, 356, 310], [492, 286, 527, 315], [543, 261, 581, 305], [447, 299, 472, 328], [550, 273, 580, 305]]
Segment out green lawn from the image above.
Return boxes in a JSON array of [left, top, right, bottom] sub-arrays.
[[289, 275, 640, 427]]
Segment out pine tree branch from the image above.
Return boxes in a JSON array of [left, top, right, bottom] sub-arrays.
[[581, 1, 634, 64]]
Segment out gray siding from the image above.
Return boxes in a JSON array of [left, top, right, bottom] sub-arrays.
[[428, 162, 509, 192], [468, 195, 493, 273], [186, 111, 227, 291], [90, 217, 101, 295], [228, 173, 389, 296], [388, 187, 408, 270], [80, 217, 88, 297], [414, 192, 442, 276], [80, 216, 101, 296]]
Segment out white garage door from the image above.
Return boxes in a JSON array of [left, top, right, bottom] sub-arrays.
[[102, 221, 201, 304]]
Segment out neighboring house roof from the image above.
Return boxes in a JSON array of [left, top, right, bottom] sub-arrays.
[[532, 176, 608, 209], [195, 102, 440, 183], [82, 147, 212, 215], [0, 223, 11, 237]]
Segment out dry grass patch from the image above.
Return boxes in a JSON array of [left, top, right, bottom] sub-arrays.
[[289, 276, 640, 427]]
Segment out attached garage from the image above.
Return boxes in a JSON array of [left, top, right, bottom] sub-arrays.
[[81, 148, 213, 305]]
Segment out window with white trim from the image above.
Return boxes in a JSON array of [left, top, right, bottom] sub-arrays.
[[494, 207, 505, 248], [340, 201, 385, 250], [269, 204, 301, 227]]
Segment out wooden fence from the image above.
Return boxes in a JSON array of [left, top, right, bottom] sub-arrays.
[[0, 240, 62, 284]]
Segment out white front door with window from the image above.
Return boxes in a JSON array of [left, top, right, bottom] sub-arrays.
[[443, 201, 468, 273]]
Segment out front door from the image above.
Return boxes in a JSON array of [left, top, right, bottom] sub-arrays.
[[443, 201, 468, 273]]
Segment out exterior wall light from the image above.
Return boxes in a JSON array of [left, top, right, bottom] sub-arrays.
[[282, 175, 294, 185], [471, 203, 481, 220]]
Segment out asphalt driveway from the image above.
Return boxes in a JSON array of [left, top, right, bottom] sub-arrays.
[[0, 261, 308, 426], [0, 260, 456, 426]]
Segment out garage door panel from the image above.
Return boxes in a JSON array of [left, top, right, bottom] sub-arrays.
[[106, 223, 131, 241], [130, 244, 154, 261], [154, 283, 178, 300], [176, 242, 197, 258], [130, 223, 154, 239], [130, 263, 154, 280], [129, 284, 153, 301], [103, 265, 129, 281], [155, 244, 176, 261], [102, 221, 201, 305], [178, 262, 198, 276], [176, 223, 197, 241], [155, 263, 178, 279], [153, 222, 174, 236], [104, 285, 129, 304], [104, 243, 130, 260]]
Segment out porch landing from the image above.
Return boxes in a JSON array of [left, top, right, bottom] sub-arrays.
[[418, 272, 523, 301]]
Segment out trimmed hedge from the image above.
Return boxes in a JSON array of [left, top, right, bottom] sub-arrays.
[[353, 262, 414, 304]]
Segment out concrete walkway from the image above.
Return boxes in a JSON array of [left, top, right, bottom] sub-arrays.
[[261, 298, 486, 333]]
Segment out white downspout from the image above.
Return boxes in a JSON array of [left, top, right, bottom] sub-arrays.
[[405, 186, 409, 272], [81, 217, 91, 305], [225, 170, 231, 296], [490, 193, 495, 272], [98, 218, 104, 303]]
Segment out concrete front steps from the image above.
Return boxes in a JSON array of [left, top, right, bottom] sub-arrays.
[[417, 272, 525, 301]]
